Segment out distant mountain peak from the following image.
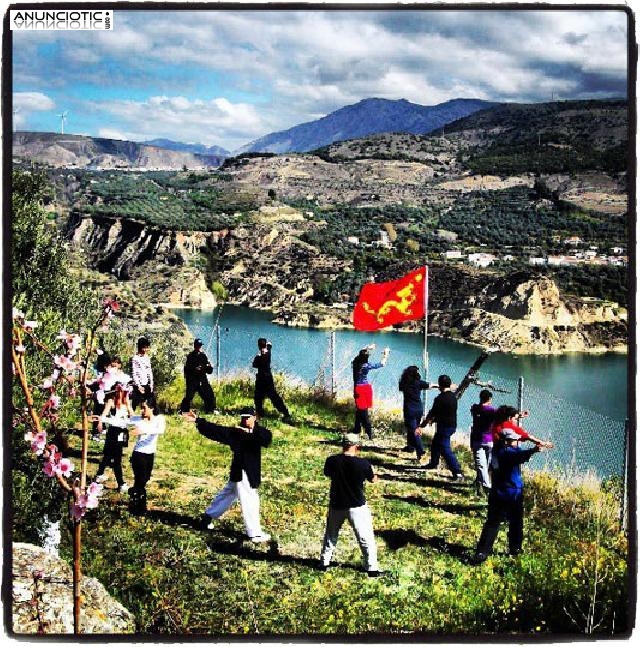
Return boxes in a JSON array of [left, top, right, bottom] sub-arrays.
[[237, 97, 497, 154]]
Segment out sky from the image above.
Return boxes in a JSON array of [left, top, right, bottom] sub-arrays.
[[11, 5, 630, 152]]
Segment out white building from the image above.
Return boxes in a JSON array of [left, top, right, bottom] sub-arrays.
[[467, 252, 496, 268]]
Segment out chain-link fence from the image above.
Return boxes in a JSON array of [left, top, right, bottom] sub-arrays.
[[186, 324, 628, 482]]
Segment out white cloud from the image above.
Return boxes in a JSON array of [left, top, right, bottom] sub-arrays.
[[13, 91, 55, 111], [91, 95, 268, 149]]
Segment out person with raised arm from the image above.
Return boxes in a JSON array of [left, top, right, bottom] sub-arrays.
[[128, 401, 165, 515], [472, 426, 552, 564], [417, 374, 464, 481], [183, 406, 273, 543], [352, 344, 390, 440]]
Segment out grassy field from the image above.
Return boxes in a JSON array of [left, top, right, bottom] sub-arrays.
[[66, 379, 629, 637]]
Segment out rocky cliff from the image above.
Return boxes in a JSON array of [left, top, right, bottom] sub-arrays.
[[66, 212, 220, 308]]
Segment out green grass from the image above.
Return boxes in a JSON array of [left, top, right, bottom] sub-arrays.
[[66, 380, 629, 636]]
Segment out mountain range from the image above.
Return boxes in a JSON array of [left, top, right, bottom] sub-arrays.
[[143, 138, 230, 157], [237, 97, 497, 154]]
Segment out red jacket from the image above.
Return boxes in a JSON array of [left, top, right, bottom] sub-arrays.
[[492, 419, 531, 443]]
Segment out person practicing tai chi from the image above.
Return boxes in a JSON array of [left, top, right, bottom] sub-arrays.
[[319, 432, 383, 577], [472, 427, 552, 564], [352, 344, 390, 440], [398, 365, 432, 461], [183, 406, 273, 543], [252, 337, 293, 424], [470, 389, 497, 497], [180, 338, 217, 414], [128, 401, 166, 515], [417, 374, 464, 481]]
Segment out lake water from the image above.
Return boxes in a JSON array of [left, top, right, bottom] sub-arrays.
[[175, 305, 630, 478]]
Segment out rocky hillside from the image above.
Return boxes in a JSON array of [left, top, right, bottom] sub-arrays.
[[64, 212, 627, 355], [12, 132, 223, 170], [239, 97, 495, 154]]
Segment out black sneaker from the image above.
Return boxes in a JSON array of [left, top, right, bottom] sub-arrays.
[[471, 552, 488, 565], [367, 570, 385, 578], [318, 562, 332, 571], [282, 415, 294, 425]]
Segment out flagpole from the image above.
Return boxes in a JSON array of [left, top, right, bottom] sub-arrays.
[[423, 264, 429, 386]]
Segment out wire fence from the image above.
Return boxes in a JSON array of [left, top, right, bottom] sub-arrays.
[[186, 325, 628, 482]]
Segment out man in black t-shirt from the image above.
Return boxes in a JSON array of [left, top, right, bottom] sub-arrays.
[[319, 433, 383, 577], [180, 338, 217, 414]]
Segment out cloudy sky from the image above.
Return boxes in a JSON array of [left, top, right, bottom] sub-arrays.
[[12, 6, 629, 152]]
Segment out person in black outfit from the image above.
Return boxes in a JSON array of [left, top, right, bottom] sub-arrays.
[[417, 374, 464, 480], [180, 338, 217, 414], [398, 365, 432, 460], [183, 406, 273, 543], [252, 337, 292, 423], [319, 432, 383, 576]]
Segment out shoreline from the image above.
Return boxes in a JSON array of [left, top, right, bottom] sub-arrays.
[[158, 301, 628, 358]]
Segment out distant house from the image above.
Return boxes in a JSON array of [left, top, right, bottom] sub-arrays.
[[529, 257, 547, 266], [563, 236, 583, 246], [611, 246, 625, 255], [502, 254, 515, 262], [346, 236, 360, 245], [443, 249, 464, 261], [467, 252, 496, 268]]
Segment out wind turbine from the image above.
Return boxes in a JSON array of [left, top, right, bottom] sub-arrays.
[[58, 110, 69, 135]]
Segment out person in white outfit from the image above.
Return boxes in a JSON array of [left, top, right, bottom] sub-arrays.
[[183, 406, 272, 543], [128, 401, 165, 515], [320, 432, 383, 577]]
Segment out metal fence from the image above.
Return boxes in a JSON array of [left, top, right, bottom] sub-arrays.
[[187, 325, 628, 482]]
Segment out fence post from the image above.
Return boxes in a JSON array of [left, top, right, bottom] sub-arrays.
[[330, 331, 336, 398], [517, 376, 525, 430], [215, 325, 221, 385], [621, 419, 629, 533]]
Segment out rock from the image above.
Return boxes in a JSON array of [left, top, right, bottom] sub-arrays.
[[11, 542, 135, 634]]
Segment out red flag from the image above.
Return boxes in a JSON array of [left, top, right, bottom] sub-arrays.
[[353, 267, 427, 331]]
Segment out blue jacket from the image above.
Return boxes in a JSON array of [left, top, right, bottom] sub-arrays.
[[353, 362, 384, 386], [492, 444, 539, 500]]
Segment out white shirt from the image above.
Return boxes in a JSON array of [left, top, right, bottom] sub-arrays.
[[132, 415, 165, 454], [132, 353, 154, 390]]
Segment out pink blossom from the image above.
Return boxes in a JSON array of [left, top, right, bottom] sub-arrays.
[[31, 432, 47, 455], [14, 344, 26, 354], [41, 377, 53, 389], [87, 481, 103, 497], [70, 503, 86, 522], [46, 395, 60, 410], [42, 461, 56, 477], [58, 458, 74, 477], [54, 355, 77, 372], [103, 298, 120, 312], [24, 431, 34, 442]]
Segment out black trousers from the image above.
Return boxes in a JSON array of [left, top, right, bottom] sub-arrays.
[[132, 386, 156, 411], [96, 429, 125, 487], [254, 377, 289, 417], [129, 451, 155, 514], [354, 408, 373, 439], [180, 378, 216, 413], [476, 490, 525, 556]]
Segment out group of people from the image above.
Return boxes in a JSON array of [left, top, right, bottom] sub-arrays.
[[90, 334, 553, 572], [349, 344, 555, 567]]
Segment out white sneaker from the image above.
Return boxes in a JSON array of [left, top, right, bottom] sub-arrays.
[[250, 534, 271, 544], [206, 521, 215, 530], [119, 483, 129, 493], [95, 474, 108, 483]]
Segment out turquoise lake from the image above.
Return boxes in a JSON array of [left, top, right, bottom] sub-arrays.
[[175, 305, 630, 478]]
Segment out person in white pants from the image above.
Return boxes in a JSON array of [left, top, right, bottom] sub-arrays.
[[320, 432, 383, 577], [183, 406, 272, 543]]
